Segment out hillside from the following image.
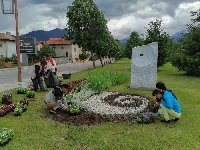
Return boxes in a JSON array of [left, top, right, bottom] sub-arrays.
[[19, 28, 187, 45]]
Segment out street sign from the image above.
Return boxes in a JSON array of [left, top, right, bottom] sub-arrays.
[[20, 38, 36, 54]]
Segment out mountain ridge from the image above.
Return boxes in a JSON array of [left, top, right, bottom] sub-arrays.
[[18, 28, 186, 45]]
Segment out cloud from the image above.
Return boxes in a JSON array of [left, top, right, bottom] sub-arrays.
[[0, 0, 199, 39]]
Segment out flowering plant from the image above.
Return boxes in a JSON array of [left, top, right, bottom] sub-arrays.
[[26, 91, 36, 98], [0, 128, 14, 146], [14, 103, 24, 116], [28, 84, 34, 90], [137, 111, 155, 124]]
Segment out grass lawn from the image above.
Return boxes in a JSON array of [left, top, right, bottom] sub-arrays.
[[1, 58, 200, 150]]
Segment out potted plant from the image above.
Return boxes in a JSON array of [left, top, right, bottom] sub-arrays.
[[26, 91, 36, 98], [14, 103, 23, 116], [0, 128, 14, 146]]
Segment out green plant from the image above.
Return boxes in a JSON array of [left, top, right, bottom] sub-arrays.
[[125, 31, 143, 59], [37, 44, 55, 59], [58, 76, 63, 82], [87, 68, 129, 93], [0, 128, 14, 145], [2, 57, 12, 62], [109, 72, 130, 86], [11, 54, 17, 64], [69, 104, 80, 114], [14, 103, 23, 116], [136, 112, 155, 124], [144, 19, 171, 67], [79, 53, 89, 60], [16, 87, 27, 94], [170, 17, 200, 75], [89, 55, 98, 61], [26, 91, 36, 98]]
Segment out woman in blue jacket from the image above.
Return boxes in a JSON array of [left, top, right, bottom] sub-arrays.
[[152, 89, 182, 123]]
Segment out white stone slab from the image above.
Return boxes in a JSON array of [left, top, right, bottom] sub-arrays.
[[131, 42, 158, 90]]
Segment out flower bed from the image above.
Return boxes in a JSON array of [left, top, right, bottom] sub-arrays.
[[81, 92, 149, 115], [45, 76, 155, 125]]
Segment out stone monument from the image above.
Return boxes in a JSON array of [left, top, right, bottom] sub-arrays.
[[130, 42, 158, 90]]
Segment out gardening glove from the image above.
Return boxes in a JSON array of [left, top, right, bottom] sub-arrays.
[[154, 102, 160, 107]]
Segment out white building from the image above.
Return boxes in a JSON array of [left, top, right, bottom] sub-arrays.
[[0, 32, 22, 61]]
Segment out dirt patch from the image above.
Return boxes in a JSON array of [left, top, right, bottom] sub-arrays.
[[44, 108, 138, 126]]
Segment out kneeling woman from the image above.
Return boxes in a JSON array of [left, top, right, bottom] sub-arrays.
[[44, 84, 70, 113], [152, 89, 182, 123]]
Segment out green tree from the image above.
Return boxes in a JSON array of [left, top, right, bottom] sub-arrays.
[[144, 19, 171, 67], [170, 1, 200, 75], [66, 0, 109, 68], [113, 39, 125, 60], [125, 31, 143, 59], [37, 44, 55, 59]]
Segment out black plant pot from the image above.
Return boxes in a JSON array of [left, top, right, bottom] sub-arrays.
[[14, 114, 22, 116]]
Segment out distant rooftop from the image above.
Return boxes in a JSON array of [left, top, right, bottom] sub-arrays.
[[46, 38, 71, 45], [0, 32, 15, 41]]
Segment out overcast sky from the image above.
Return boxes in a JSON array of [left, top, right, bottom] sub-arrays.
[[0, 0, 199, 39]]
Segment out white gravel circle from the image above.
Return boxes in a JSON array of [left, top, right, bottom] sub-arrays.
[[81, 91, 150, 115]]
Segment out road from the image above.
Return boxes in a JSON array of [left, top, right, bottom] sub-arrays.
[[0, 59, 111, 92]]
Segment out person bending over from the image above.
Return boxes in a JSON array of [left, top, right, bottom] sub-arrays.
[[44, 84, 69, 113], [152, 89, 182, 123]]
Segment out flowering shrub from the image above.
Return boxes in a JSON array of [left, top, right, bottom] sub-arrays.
[[137, 111, 155, 124], [0, 128, 14, 146]]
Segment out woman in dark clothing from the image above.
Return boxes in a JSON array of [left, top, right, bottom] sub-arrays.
[[29, 60, 47, 92]]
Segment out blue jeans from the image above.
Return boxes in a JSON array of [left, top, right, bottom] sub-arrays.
[[32, 77, 45, 92]]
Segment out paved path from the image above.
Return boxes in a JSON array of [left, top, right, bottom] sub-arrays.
[[0, 59, 112, 92]]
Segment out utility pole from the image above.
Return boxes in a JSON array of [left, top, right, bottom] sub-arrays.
[[1, 0, 22, 82], [14, 0, 22, 82]]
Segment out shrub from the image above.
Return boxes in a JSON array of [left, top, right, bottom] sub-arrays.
[[79, 53, 90, 60]]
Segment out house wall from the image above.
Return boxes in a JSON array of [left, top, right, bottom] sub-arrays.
[[49, 44, 82, 62], [0, 40, 7, 59], [7, 41, 16, 57], [50, 44, 72, 57], [7, 41, 22, 62], [36, 43, 43, 51], [71, 44, 82, 61]]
